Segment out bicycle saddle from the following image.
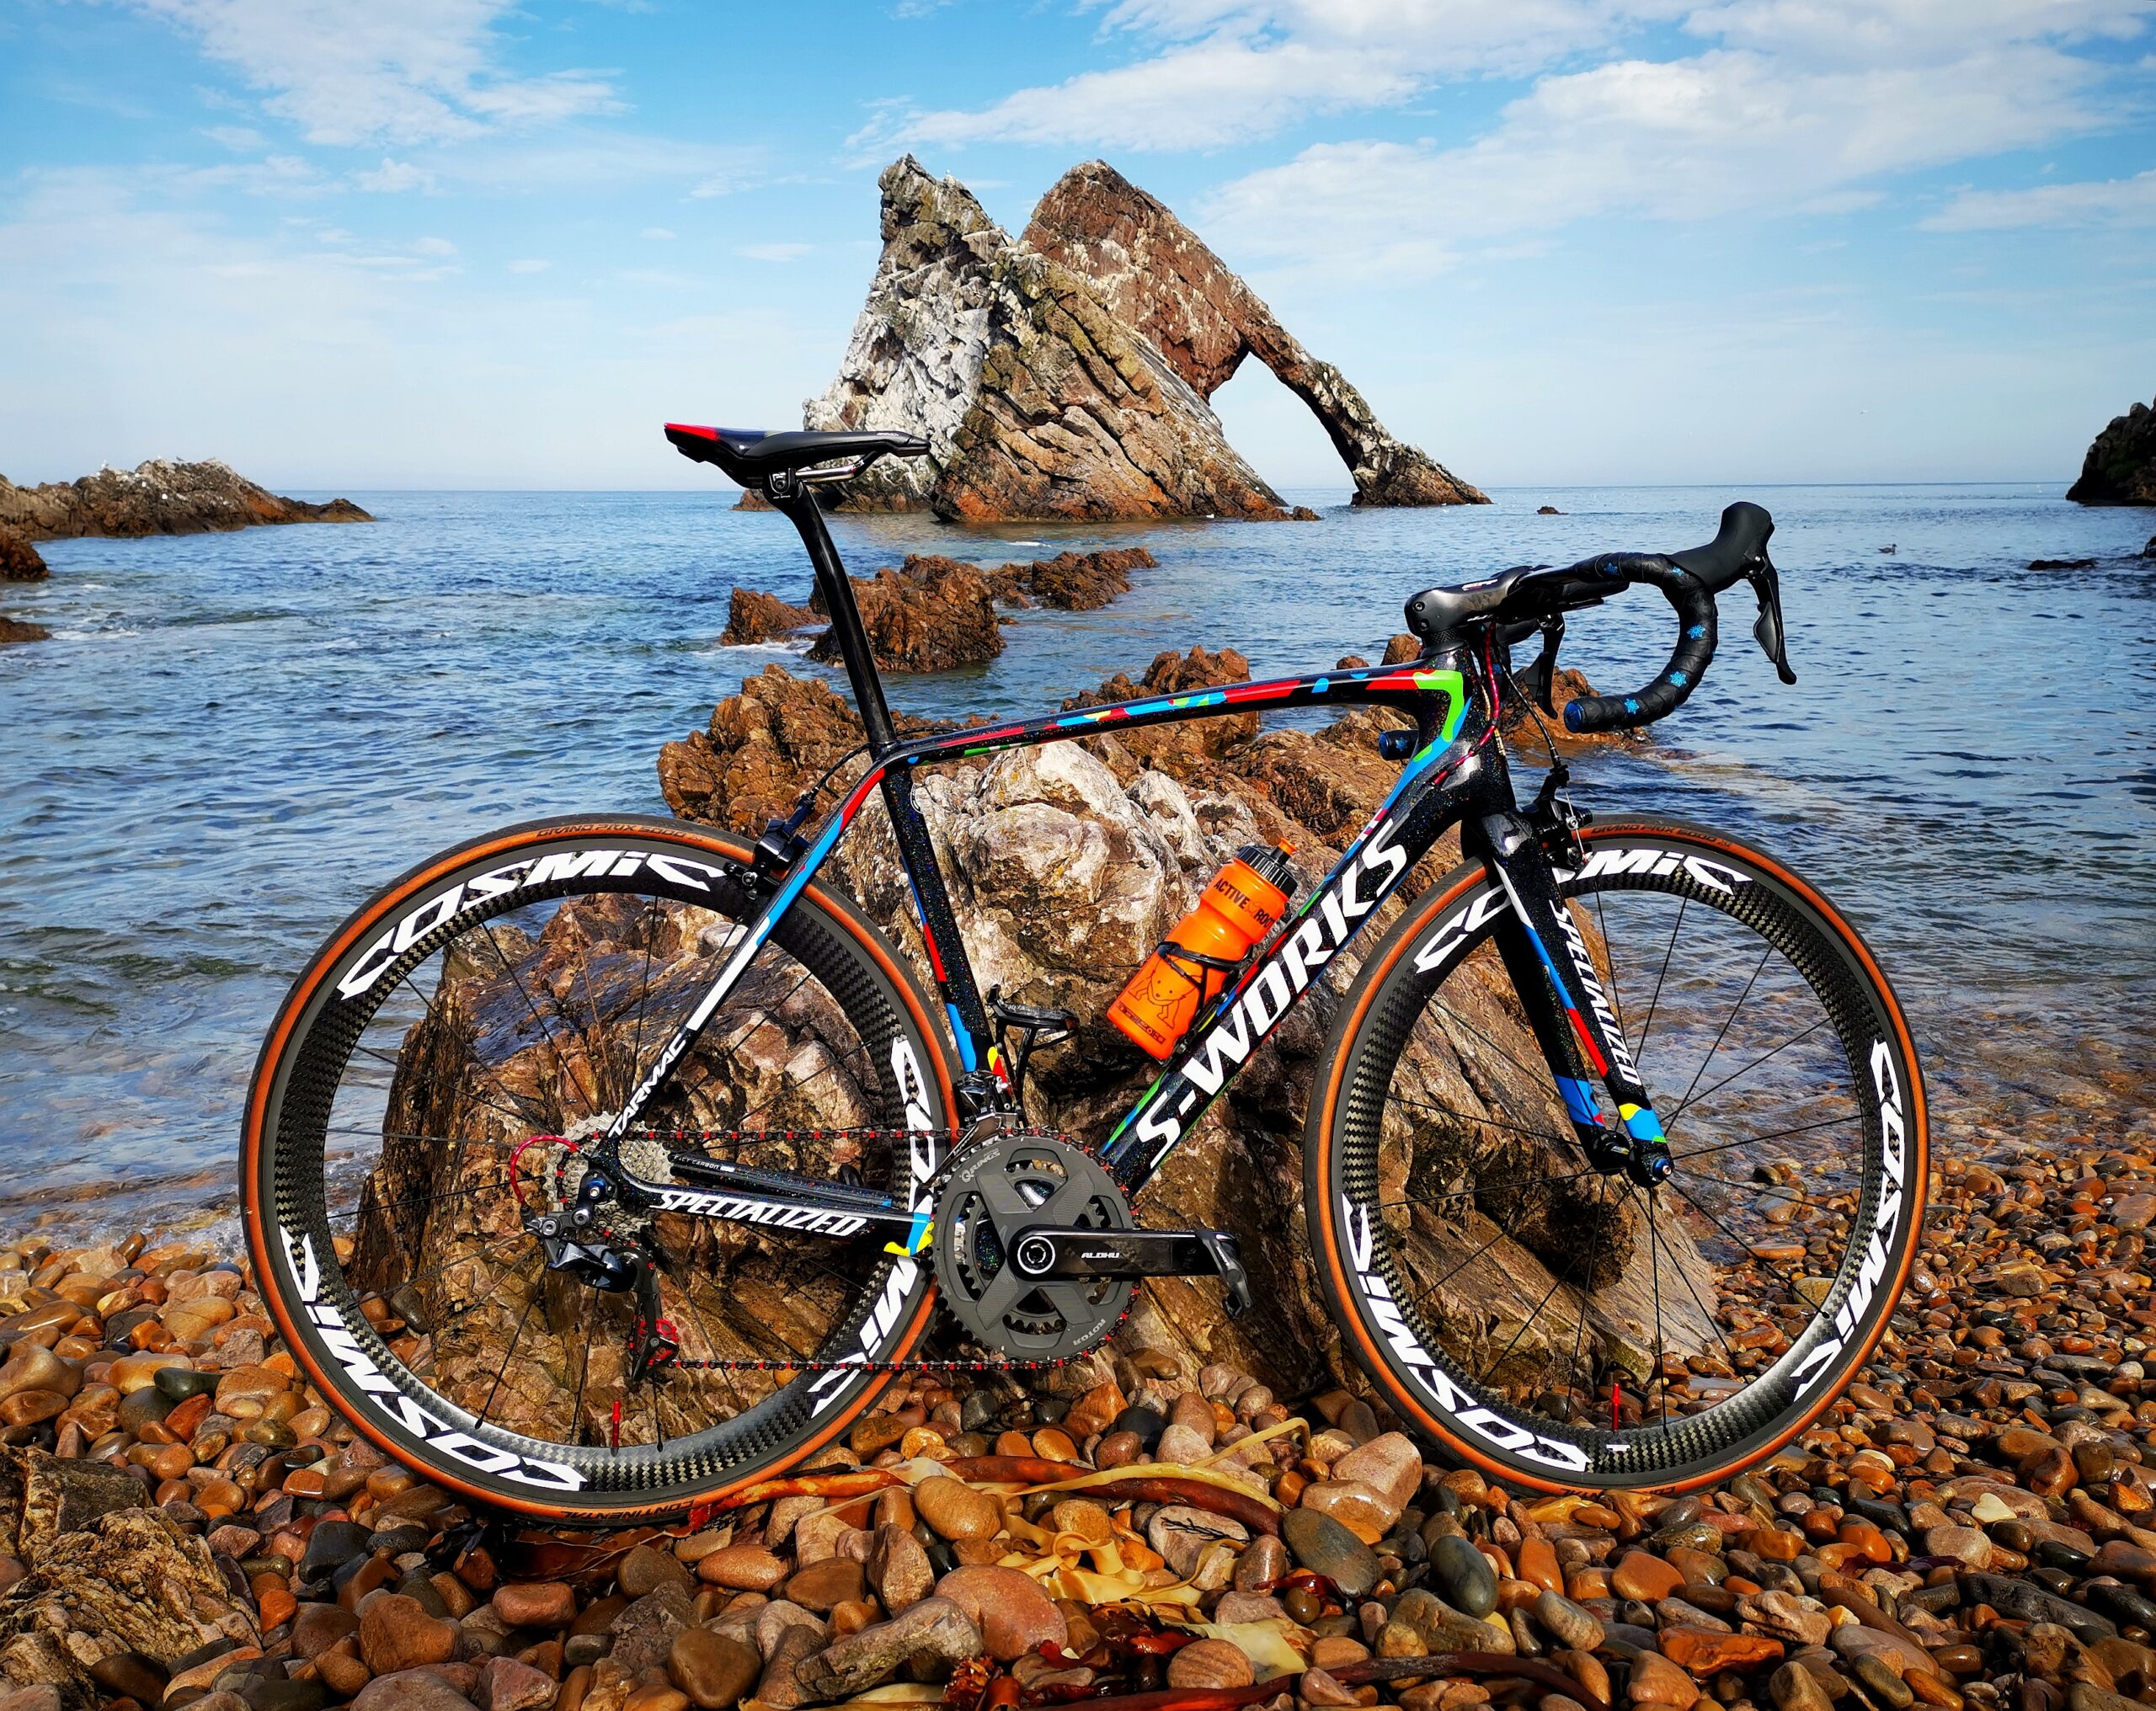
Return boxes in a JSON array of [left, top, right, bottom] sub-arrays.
[[665, 424, 928, 486]]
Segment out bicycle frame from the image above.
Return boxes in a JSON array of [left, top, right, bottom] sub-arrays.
[[599, 483, 1674, 1229]]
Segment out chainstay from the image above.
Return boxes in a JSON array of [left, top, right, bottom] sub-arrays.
[[619, 1124, 1131, 1378]]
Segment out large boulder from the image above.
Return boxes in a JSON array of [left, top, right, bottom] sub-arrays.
[[2068, 397, 2156, 504], [720, 587, 818, 646], [655, 658, 1708, 1391], [0, 460, 371, 541], [1025, 162, 1486, 508], [805, 158, 1294, 522], [0, 525, 45, 580]]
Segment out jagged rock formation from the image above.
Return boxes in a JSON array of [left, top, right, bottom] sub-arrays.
[[719, 587, 818, 647], [1025, 163, 1486, 509], [0, 617, 47, 646], [806, 158, 1289, 522], [806, 555, 1003, 673], [654, 656, 1703, 1389], [0, 525, 45, 580], [0, 460, 371, 541], [2068, 397, 2156, 505]]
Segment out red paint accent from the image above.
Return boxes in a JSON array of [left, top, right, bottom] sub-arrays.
[[1610, 1380, 1621, 1432], [611, 1399, 622, 1450], [664, 422, 718, 440], [1566, 1006, 1610, 1075]]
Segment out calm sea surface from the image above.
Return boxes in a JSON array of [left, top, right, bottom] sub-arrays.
[[3, 484, 2152, 1238]]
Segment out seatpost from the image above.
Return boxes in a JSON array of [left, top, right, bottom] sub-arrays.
[[766, 476, 899, 756]]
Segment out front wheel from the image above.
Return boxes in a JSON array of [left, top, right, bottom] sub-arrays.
[[242, 815, 958, 1524], [1306, 817, 1926, 1493]]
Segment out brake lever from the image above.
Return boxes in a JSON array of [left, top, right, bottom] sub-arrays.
[[1746, 554, 1796, 685], [1519, 614, 1565, 715]]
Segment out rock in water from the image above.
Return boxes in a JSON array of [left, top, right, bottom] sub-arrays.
[[806, 157, 1291, 522], [0, 460, 371, 541], [1024, 161, 1486, 509], [0, 617, 47, 646], [721, 588, 819, 646], [0, 525, 45, 580], [2068, 396, 2156, 504], [804, 554, 1002, 672]]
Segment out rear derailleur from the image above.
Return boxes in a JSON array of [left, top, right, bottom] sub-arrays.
[[525, 1166, 678, 1383]]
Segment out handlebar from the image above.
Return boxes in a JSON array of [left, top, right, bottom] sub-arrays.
[[1445, 502, 1790, 735], [1560, 558, 1719, 734]]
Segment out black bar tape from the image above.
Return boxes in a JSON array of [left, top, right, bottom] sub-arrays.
[[1562, 560, 1716, 733]]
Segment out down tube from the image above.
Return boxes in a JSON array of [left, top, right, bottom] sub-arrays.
[[1099, 728, 1485, 1184]]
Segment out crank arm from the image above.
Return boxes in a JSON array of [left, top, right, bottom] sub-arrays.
[[1008, 1227, 1252, 1319]]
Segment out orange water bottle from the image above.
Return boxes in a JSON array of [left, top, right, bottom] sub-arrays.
[[1107, 843, 1298, 1058]]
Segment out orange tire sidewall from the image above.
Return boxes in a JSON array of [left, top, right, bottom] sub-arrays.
[[1306, 818, 1929, 1495], [241, 817, 959, 1524]]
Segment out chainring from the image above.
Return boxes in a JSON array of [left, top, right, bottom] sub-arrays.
[[931, 1131, 1135, 1363]]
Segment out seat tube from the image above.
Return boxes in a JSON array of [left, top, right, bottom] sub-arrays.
[[769, 479, 899, 754]]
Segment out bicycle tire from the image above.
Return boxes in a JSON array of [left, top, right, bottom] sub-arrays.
[[242, 815, 958, 1523], [1306, 816, 1926, 1493]]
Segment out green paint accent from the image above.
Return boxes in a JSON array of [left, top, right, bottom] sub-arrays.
[[1408, 669, 1469, 752]]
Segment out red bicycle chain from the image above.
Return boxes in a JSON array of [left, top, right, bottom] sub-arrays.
[[616, 1125, 1133, 1378]]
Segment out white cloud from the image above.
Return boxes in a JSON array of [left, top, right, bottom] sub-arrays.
[[506, 256, 552, 272], [128, 0, 620, 147], [865, 2, 1692, 154], [1922, 167, 2156, 227], [640, 226, 676, 240], [354, 157, 436, 193], [736, 243, 812, 262], [200, 124, 264, 150], [413, 236, 456, 256], [1187, 3, 2147, 273]]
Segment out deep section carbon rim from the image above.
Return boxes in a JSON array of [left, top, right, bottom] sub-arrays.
[[248, 824, 948, 1510], [1318, 825, 1922, 1488]]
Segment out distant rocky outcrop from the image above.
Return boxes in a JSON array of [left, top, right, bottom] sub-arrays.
[[2068, 397, 2156, 505], [800, 157, 1468, 521], [1024, 163, 1485, 509], [807, 158, 1288, 522], [719, 587, 819, 647], [0, 460, 371, 541], [0, 616, 48, 646], [989, 545, 1154, 609], [0, 525, 45, 580]]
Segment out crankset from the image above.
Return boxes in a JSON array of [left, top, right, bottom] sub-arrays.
[[931, 1131, 1249, 1363]]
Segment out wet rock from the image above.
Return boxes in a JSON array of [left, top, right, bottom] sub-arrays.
[[359, 1594, 458, 1675], [720, 588, 819, 647], [1147, 1504, 1249, 1586], [1283, 1508, 1380, 1598], [915, 1476, 1005, 1542], [989, 546, 1155, 610], [1429, 1533, 1498, 1618]]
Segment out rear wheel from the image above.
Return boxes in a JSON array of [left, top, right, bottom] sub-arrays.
[[1307, 818, 1925, 1493], [243, 816, 958, 1522]]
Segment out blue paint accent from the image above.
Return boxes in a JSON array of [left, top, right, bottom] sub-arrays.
[[1668, 670, 1688, 687], [1314, 677, 1330, 694], [947, 1005, 976, 1069], [1556, 1075, 1600, 1124], [1622, 1105, 1667, 1143], [1687, 624, 1706, 639], [1624, 696, 1641, 714]]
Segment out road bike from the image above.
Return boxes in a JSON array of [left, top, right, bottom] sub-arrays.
[[242, 423, 1928, 1521]]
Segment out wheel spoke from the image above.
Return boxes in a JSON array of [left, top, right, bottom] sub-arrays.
[[1633, 898, 1687, 1063]]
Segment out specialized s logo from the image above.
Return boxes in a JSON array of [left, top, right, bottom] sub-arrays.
[[336, 849, 728, 1000], [279, 1225, 583, 1490], [1789, 1038, 1908, 1397], [1338, 1197, 1589, 1474]]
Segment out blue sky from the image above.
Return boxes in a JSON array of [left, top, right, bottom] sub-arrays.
[[3, 0, 2152, 491]]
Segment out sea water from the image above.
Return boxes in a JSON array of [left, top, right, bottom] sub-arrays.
[[1, 483, 2150, 1236]]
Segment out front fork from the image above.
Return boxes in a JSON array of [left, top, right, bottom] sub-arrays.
[[1464, 808, 1673, 1187]]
